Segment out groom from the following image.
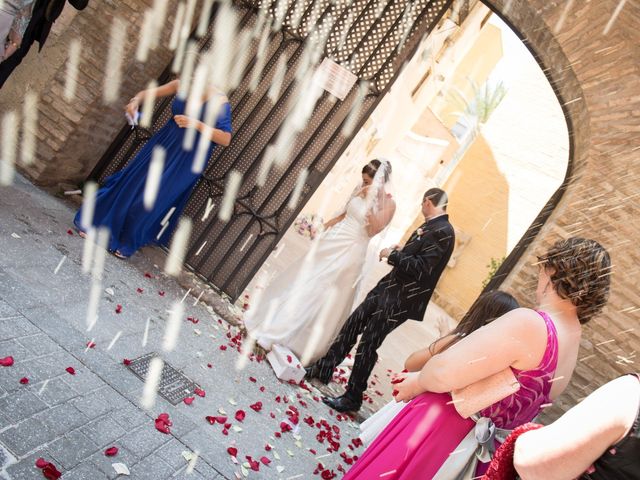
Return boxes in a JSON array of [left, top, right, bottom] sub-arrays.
[[306, 187, 455, 412]]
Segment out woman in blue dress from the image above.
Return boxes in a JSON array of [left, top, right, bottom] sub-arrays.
[[74, 79, 232, 258]]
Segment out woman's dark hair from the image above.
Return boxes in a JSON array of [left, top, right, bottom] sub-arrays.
[[428, 290, 520, 355], [537, 237, 611, 324], [362, 159, 391, 182]]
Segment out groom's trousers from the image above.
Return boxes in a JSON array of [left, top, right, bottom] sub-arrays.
[[314, 285, 411, 402]]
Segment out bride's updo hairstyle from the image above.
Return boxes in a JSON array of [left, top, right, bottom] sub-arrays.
[[362, 159, 392, 183], [537, 237, 611, 324]]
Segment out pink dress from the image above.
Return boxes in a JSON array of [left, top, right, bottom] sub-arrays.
[[344, 311, 559, 480]]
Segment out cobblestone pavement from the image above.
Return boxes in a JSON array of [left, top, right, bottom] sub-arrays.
[[0, 176, 384, 479]]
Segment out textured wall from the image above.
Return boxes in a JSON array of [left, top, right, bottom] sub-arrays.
[[0, 0, 182, 188], [486, 0, 639, 422]]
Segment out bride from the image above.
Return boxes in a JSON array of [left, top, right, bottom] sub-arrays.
[[245, 159, 396, 365]]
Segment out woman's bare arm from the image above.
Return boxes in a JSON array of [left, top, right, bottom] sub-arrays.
[[404, 334, 457, 372], [126, 80, 180, 116], [324, 213, 346, 230], [365, 199, 396, 237], [514, 375, 639, 480]]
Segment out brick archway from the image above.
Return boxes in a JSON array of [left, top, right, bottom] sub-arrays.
[[481, 0, 638, 421]]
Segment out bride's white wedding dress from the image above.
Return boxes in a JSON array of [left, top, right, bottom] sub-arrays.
[[245, 194, 372, 365]]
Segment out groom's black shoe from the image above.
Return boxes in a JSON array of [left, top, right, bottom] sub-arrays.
[[322, 394, 362, 413], [304, 365, 331, 385]]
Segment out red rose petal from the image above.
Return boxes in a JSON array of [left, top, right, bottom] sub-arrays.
[[247, 457, 260, 471], [136, 288, 144, 294], [249, 376, 257, 383], [274, 431, 281, 438], [286, 355, 292, 364], [265, 444, 272, 451], [392, 389, 399, 397], [187, 316, 199, 324], [0, 356, 14, 367], [227, 447, 238, 457], [65, 366, 76, 375], [104, 446, 118, 456], [155, 413, 172, 434], [115, 304, 123, 314], [183, 397, 195, 405], [42, 463, 62, 480], [222, 428, 229, 435], [234, 410, 246, 422], [19, 377, 29, 384], [194, 388, 205, 397], [207, 363, 212, 368], [250, 401, 262, 412], [86, 341, 96, 348], [123, 358, 131, 366], [67, 229, 74, 235], [215, 416, 227, 424], [260, 456, 271, 466], [219, 345, 227, 351], [144, 272, 153, 278], [224, 423, 232, 429], [158, 290, 165, 296], [35, 458, 48, 469], [259, 386, 265, 392]]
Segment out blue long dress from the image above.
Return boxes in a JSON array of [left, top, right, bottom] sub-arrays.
[[74, 96, 232, 257]]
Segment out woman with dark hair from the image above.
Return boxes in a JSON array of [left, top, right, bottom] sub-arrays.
[[245, 159, 396, 365], [344, 237, 612, 480], [361, 290, 520, 444]]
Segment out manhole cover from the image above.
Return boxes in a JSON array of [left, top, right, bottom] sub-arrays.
[[126, 353, 201, 405]]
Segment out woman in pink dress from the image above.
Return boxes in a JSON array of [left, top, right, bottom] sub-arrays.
[[343, 237, 612, 480]]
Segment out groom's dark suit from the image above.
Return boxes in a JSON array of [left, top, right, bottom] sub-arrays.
[[312, 214, 455, 403]]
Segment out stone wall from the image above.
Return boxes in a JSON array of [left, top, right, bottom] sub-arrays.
[[0, 0, 182, 189]]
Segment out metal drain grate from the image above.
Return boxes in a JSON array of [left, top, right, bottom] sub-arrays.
[[126, 353, 201, 405]]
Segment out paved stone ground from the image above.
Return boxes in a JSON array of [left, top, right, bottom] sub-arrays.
[[0, 176, 377, 479]]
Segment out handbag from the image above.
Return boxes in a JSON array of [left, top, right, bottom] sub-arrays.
[[451, 368, 521, 419]]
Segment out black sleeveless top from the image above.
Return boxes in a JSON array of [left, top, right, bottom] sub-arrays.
[[580, 374, 640, 480]]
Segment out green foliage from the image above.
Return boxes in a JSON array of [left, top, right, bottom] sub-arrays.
[[482, 256, 505, 289]]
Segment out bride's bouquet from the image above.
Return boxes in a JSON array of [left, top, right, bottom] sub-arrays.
[[293, 213, 323, 240]]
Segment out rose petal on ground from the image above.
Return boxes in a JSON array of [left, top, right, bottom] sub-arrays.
[[183, 397, 195, 406], [65, 366, 76, 375], [115, 305, 123, 314], [194, 388, 205, 397], [19, 377, 29, 384], [248, 377, 256, 383], [35, 458, 48, 468], [158, 291, 165, 296], [260, 456, 271, 466], [234, 410, 246, 422], [86, 341, 96, 348], [249, 401, 262, 412], [104, 446, 119, 456], [42, 463, 62, 480], [0, 356, 14, 367], [123, 358, 131, 366], [136, 288, 144, 294], [227, 447, 238, 457], [67, 229, 74, 235], [144, 272, 153, 278]]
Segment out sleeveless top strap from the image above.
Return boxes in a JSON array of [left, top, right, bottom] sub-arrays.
[[535, 311, 560, 397]]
